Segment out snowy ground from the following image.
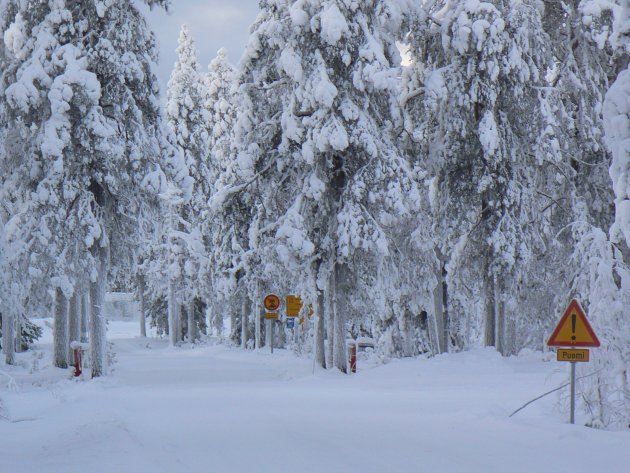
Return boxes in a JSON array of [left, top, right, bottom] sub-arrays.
[[1, 320, 628, 473]]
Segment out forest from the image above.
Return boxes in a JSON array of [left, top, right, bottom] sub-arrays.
[[0, 0, 629, 430]]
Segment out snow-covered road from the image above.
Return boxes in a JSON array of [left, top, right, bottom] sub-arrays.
[[1, 321, 628, 472]]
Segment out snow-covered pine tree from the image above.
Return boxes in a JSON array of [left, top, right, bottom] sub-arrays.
[[219, 0, 422, 368], [596, 0, 630, 429], [1, 1, 102, 368], [1, 0, 186, 375], [201, 49, 239, 342], [205, 48, 237, 178], [404, 0, 558, 354], [165, 24, 210, 344]]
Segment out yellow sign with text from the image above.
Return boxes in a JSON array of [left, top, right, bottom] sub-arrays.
[[557, 349, 590, 363], [286, 295, 303, 317]]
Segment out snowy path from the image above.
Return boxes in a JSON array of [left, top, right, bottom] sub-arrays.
[[1, 321, 629, 473]]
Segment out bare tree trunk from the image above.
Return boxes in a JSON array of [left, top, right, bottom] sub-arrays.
[[90, 246, 108, 377], [621, 369, 630, 426], [332, 264, 347, 373], [432, 248, 449, 354], [241, 297, 248, 349], [68, 293, 80, 363], [314, 291, 326, 369], [168, 282, 179, 346], [138, 274, 146, 338], [188, 299, 196, 343], [441, 263, 449, 351], [496, 279, 505, 355], [432, 264, 445, 354], [212, 303, 223, 339], [80, 293, 89, 343], [14, 314, 23, 354], [255, 283, 261, 350], [54, 287, 69, 368], [2, 311, 15, 365], [506, 312, 516, 356], [484, 271, 496, 347], [325, 279, 334, 369]]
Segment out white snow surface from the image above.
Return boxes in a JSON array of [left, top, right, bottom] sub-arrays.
[[1, 320, 628, 472]]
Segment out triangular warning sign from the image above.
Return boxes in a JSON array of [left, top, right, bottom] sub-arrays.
[[547, 299, 600, 347]]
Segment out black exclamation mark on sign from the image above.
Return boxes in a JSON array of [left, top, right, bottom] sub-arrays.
[[571, 313, 577, 342]]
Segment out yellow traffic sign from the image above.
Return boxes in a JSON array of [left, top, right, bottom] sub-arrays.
[[547, 299, 600, 347], [264, 312, 279, 321], [264, 294, 280, 312], [557, 349, 589, 362], [286, 295, 302, 317]]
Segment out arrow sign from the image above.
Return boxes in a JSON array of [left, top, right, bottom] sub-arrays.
[[547, 299, 600, 347]]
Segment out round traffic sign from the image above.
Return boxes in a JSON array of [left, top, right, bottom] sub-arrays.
[[263, 293, 280, 311]]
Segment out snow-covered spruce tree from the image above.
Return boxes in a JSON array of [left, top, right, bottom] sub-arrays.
[[165, 24, 209, 344], [1, 1, 105, 368], [542, 0, 625, 231], [483, 1, 630, 358], [205, 48, 238, 178], [404, 0, 559, 354], [218, 0, 423, 368], [142, 130, 193, 346], [595, 0, 630, 429], [516, 0, 630, 429], [201, 48, 238, 338], [565, 204, 630, 429], [0, 0, 17, 365], [1, 0, 181, 375]]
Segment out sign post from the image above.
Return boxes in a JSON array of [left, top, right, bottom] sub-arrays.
[[263, 294, 280, 354], [547, 299, 600, 424]]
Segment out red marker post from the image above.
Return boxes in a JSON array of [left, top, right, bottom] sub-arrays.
[[70, 341, 86, 377], [347, 340, 357, 373]]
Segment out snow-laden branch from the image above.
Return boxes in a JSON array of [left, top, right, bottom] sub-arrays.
[[509, 369, 603, 418], [208, 157, 277, 213]]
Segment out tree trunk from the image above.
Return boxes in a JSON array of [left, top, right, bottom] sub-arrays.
[[255, 283, 261, 350], [241, 297, 248, 349], [314, 290, 326, 369], [167, 281, 179, 346], [2, 311, 15, 365], [431, 248, 449, 354], [212, 304, 223, 339], [80, 293, 89, 343], [138, 274, 146, 338], [53, 287, 69, 368], [332, 264, 347, 373], [432, 262, 445, 354], [484, 271, 496, 347], [441, 262, 449, 351], [68, 293, 80, 363], [496, 279, 505, 355], [188, 299, 196, 343], [15, 314, 23, 353], [325, 280, 334, 369], [90, 246, 108, 377]]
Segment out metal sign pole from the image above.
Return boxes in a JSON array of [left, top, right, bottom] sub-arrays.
[[570, 361, 576, 424]]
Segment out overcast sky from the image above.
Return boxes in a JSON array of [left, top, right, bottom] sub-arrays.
[[141, 1, 261, 95]]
